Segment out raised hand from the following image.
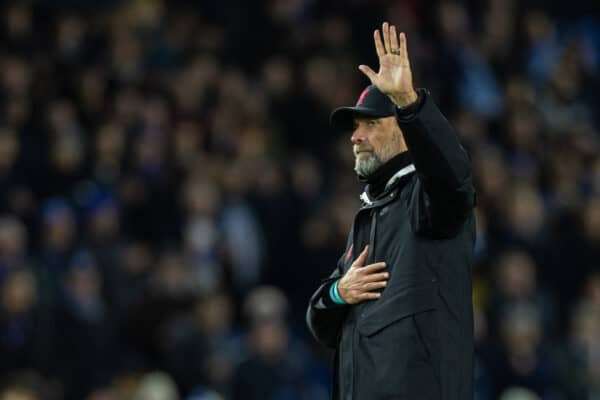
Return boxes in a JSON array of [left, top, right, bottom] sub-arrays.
[[338, 245, 388, 304], [358, 22, 418, 107]]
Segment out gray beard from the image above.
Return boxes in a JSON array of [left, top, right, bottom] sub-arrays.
[[354, 153, 384, 177]]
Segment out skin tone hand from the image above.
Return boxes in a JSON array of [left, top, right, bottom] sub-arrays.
[[338, 245, 389, 304], [358, 22, 418, 107]]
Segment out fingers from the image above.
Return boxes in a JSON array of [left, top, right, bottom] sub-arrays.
[[359, 292, 382, 301], [374, 29, 385, 58], [390, 25, 399, 53], [361, 261, 387, 274], [358, 64, 377, 83], [382, 22, 391, 54], [400, 32, 410, 66], [362, 271, 389, 282], [352, 245, 369, 267], [340, 258, 389, 303], [363, 281, 387, 291]]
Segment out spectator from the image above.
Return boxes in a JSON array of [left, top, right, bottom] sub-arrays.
[[165, 292, 241, 395], [489, 304, 561, 398], [487, 250, 558, 340], [0, 268, 54, 377], [55, 250, 118, 400], [232, 286, 328, 400]]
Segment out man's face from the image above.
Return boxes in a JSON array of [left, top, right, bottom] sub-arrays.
[[351, 115, 407, 177]]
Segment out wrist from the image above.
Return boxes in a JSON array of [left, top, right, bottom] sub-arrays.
[[330, 279, 347, 305], [389, 90, 418, 107]]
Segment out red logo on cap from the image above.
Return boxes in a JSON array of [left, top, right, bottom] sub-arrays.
[[356, 88, 370, 106]]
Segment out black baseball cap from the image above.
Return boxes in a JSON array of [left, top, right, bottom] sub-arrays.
[[330, 85, 396, 131]]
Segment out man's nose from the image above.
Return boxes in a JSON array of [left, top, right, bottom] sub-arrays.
[[351, 128, 365, 145]]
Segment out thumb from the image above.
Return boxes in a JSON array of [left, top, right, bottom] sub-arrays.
[[353, 245, 369, 267], [358, 65, 377, 83]]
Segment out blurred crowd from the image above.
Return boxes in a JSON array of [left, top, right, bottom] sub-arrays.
[[0, 0, 598, 399]]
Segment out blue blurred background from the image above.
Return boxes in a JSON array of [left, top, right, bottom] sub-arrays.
[[0, 0, 599, 399]]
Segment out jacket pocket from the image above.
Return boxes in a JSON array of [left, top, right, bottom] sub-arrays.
[[358, 281, 438, 337], [354, 281, 441, 399]]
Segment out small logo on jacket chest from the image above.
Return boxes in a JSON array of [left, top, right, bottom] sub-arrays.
[[380, 206, 390, 216], [344, 244, 354, 263]]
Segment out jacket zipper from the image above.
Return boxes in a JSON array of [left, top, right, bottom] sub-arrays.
[[351, 209, 378, 399]]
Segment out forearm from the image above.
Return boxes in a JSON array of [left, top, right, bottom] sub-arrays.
[[306, 279, 348, 348], [396, 89, 472, 190]]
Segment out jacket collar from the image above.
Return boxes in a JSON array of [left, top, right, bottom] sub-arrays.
[[359, 152, 412, 196], [359, 163, 416, 207]]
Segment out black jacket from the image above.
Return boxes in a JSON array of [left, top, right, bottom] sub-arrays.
[[307, 89, 476, 400]]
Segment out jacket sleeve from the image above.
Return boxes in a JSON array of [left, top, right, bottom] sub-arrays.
[[396, 89, 476, 237], [306, 256, 349, 349]]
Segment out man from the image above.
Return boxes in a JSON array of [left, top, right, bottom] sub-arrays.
[[306, 22, 476, 399]]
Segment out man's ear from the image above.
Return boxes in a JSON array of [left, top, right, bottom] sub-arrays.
[[396, 127, 408, 152]]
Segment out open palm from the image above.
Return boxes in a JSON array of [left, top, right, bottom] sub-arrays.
[[359, 22, 417, 107]]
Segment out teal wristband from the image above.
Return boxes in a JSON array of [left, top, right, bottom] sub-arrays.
[[330, 279, 346, 305]]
